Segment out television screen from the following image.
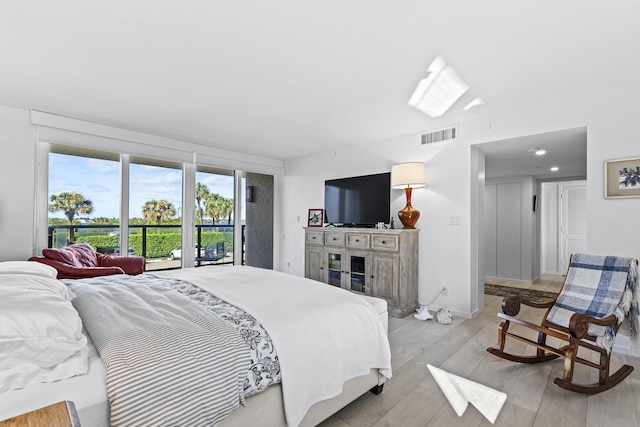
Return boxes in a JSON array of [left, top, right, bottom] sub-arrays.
[[324, 172, 390, 227]]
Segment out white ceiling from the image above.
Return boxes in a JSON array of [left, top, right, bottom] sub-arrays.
[[1, 1, 638, 165], [481, 127, 587, 180]]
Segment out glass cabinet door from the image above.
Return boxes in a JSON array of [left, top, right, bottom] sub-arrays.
[[349, 255, 366, 293], [327, 252, 342, 287]]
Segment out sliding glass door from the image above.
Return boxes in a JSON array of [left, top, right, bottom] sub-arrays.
[[47, 144, 273, 270]]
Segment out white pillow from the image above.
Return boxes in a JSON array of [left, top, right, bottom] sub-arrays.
[[0, 261, 58, 279], [0, 275, 88, 393], [0, 274, 75, 301]]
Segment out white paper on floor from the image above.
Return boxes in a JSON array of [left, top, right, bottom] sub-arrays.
[[427, 364, 507, 424]]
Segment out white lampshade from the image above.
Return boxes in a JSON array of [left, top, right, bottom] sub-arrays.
[[391, 162, 426, 189]]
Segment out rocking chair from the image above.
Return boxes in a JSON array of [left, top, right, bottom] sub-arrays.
[[487, 253, 639, 394]]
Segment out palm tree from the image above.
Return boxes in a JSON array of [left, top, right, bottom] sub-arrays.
[[49, 192, 94, 243], [141, 199, 176, 225], [222, 197, 234, 224], [205, 193, 224, 225], [195, 182, 210, 224]]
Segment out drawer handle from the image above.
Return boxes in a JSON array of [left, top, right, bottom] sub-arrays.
[[382, 240, 386, 244], [312, 236, 316, 239], [355, 239, 359, 242], [320, 267, 324, 270], [333, 238, 337, 241]]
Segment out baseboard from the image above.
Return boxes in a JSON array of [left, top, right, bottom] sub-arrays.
[[425, 304, 474, 320], [484, 276, 534, 285], [613, 334, 640, 357]]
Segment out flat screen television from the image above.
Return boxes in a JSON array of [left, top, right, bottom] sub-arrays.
[[324, 172, 390, 227]]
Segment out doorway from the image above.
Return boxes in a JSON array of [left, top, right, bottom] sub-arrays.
[[540, 180, 587, 275], [477, 127, 587, 285]]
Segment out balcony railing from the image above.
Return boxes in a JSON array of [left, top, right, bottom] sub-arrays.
[[47, 223, 244, 271]]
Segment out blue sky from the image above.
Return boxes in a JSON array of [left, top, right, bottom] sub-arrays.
[[49, 153, 234, 219]]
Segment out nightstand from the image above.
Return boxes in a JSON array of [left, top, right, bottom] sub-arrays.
[[0, 401, 81, 427]]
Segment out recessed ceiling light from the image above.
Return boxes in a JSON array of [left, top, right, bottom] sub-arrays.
[[535, 149, 546, 156], [550, 166, 559, 172]]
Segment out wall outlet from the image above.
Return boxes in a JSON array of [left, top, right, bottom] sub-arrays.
[[441, 286, 448, 296]]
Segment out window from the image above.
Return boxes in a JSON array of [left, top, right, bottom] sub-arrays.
[[195, 167, 235, 265], [45, 143, 272, 270], [129, 157, 183, 271], [48, 146, 120, 249]]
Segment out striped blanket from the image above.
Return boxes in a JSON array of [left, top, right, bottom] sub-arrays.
[[547, 253, 639, 353], [67, 276, 251, 427]]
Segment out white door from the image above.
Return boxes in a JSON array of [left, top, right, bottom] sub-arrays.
[[559, 182, 587, 273]]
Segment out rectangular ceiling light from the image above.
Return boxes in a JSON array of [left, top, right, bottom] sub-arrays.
[[408, 56, 469, 118]]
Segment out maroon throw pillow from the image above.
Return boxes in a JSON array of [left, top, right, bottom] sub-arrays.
[[42, 247, 79, 266], [42, 243, 98, 268]]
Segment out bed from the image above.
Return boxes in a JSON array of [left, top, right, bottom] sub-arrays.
[[0, 261, 391, 426]]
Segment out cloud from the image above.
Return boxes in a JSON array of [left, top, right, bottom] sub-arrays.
[[49, 154, 69, 166], [198, 174, 234, 198], [87, 158, 119, 173], [133, 171, 182, 185]]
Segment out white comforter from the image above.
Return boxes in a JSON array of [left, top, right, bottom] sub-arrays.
[[154, 266, 392, 427]]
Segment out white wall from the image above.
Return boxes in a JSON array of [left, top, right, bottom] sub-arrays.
[[0, 106, 36, 261], [280, 81, 640, 325], [281, 134, 475, 318]]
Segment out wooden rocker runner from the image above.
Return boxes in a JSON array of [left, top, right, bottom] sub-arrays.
[[487, 253, 639, 394]]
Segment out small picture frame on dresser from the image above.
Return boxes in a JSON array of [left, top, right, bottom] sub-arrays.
[[307, 209, 324, 227]]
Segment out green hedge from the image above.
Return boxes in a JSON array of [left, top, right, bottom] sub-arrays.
[[76, 231, 233, 259]]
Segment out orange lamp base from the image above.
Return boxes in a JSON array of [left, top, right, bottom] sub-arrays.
[[398, 205, 420, 228], [398, 187, 420, 228]]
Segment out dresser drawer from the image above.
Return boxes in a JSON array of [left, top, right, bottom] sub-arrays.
[[371, 234, 399, 251], [324, 232, 346, 246], [306, 231, 324, 245], [346, 233, 370, 249]]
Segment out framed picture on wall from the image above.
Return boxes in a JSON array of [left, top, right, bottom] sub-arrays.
[[307, 209, 324, 227], [604, 157, 640, 199]]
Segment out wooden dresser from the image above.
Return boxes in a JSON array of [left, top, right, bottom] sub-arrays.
[[304, 227, 419, 317]]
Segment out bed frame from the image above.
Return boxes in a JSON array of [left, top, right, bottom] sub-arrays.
[[220, 369, 385, 426]]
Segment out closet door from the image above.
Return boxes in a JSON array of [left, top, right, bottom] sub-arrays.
[[496, 182, 522, 279]]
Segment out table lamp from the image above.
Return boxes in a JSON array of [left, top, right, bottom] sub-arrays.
[[391, 162, 426, 228]]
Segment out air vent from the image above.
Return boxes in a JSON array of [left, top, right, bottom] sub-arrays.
[[421, 126, 457, 145]]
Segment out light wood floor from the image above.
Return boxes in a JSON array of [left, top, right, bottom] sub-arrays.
[[320, 275, 640, 427]]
